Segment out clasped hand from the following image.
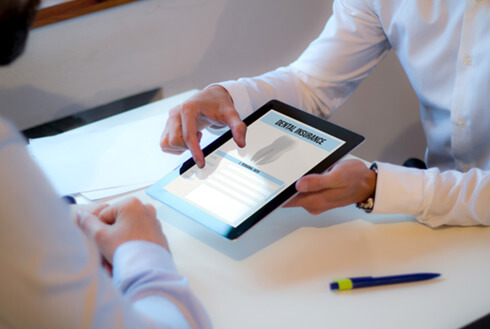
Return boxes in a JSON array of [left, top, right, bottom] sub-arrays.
[[73, 198, 169, 267]]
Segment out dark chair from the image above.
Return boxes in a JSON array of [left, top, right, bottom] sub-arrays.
[[402, 158, 427, 169]]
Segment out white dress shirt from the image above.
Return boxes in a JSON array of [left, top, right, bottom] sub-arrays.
[[217, 0, 490, 227], [0, 118, 212, 328]]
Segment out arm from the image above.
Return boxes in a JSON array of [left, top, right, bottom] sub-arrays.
[[0, 120, 211, 329], [374, 162, 490, 227], [160, 0, 391, 166], [221, 0, 391, 116], [77, 198, 212, 329], [113, 241, 210, 329]]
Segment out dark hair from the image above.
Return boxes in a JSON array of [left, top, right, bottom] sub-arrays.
[[0, 0, 40, 65]]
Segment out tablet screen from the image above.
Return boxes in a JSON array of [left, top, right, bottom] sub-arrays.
[[147, 100, 363, 239]]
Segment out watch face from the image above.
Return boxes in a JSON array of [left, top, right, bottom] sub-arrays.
[[357, 197, 374, 213]]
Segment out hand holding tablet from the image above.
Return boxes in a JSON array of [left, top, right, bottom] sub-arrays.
[[149, 100, 364, 239]]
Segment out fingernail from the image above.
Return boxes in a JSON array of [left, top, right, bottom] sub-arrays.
[[296, 180, 306, 192]]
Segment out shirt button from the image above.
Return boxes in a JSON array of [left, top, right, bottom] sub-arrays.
[[456, 118, 466, 128], [464, 56, 472, 65]]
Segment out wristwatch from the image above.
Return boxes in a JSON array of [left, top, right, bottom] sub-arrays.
[[356, 163, 378, 213]]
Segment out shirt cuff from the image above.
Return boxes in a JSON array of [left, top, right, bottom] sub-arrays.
[[372, 162, 426, 217], [214, 81, 255, 118], [112, 240, 179, 292]]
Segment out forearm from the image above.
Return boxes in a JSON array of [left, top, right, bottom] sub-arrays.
[[218, 66, 332, 119], [216, 0, 391, 120], [373, 162, 490, 227], [113, 241, 212, 329]]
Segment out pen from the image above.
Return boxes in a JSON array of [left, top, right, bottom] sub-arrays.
[[330, 272, 441, 291]]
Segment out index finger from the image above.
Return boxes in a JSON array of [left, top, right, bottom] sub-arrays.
[[181, 108, 205, 168], [223, 111, 247, 148]]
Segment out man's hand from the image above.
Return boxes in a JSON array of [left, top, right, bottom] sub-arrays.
[[70, 203, 109, 223], [77, 198, 169, 264], [284, 159, 376, 214], [160, 85, 247, 168]]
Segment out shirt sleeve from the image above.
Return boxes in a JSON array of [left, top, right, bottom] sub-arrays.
[[0, 119, 211, 329], [373, 162, 490, 227], [217, 0, 391, 119], [112, 241, 212, 329]]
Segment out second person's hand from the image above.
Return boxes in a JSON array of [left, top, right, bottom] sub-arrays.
[[160, 85, 247, 168], [77, 197, 169, 265]]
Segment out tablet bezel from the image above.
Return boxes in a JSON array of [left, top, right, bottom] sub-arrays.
[[147, 100, 364, 239]]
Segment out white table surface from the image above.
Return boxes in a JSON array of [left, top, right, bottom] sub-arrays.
[[75, 91, 490, 329]]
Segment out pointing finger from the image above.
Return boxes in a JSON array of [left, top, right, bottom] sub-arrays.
[[181, 108, 205, 168]]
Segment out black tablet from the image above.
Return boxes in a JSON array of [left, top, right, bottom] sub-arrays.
[[147, 100, 364, 239]]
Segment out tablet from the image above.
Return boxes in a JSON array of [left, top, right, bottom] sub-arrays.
[[147, 100, 364, 239]]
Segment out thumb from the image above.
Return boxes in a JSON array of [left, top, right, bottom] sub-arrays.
[[296, 174, 335, 193], [77, 210, 107, 241]]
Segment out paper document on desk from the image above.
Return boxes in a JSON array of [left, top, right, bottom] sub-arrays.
[[28, 112, 216, 200]]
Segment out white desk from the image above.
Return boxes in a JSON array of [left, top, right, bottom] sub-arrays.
[[73, 91, 490, 329]]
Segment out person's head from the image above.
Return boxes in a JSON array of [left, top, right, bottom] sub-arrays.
[[0, 0, 40, 66]]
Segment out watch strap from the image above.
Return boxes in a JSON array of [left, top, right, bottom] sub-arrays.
[[356, 163, 378, 213]]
